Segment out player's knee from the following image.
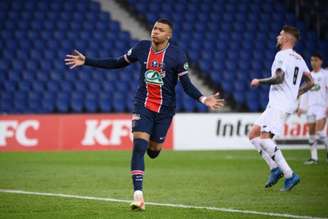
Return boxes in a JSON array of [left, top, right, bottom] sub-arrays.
[[147, 141, 162, 159], [317, 130, 327, 143], [248, 126, 260, 140], [147, 148, 161, 159], [260, 139, 277, 157], [133, 132, 150, 142], [309, 134, 317, 144], [133, 138, 149, 154]]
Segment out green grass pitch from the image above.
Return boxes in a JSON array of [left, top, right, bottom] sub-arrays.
[[0, 150, 327, 218]]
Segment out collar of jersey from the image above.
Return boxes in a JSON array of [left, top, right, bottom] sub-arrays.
[[151, 43, 170, 54]]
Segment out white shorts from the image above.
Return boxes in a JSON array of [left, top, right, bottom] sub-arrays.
[[254, 106, 289, 136], [306, 106, 326, 123]]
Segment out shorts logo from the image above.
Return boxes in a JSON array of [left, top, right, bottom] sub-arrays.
[[144, 70, 164, 85], [132, 114, 140, 120]]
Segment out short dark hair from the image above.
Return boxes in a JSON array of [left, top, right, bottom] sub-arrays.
[[156, 18, 173, 31], [282, 25, 300, 41], [311, 52, 323, 60]]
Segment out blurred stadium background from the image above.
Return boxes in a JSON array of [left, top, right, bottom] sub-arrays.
[[0, 0, 328, 218]]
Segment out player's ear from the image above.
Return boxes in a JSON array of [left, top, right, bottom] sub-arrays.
[[168, 33, 172, 40]]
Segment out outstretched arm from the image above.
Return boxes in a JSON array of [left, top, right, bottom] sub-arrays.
[[65, 50, 130, 69], [179, 74, 224, 111], [297, 72, 314, 98], [250, 68, 285, 87]]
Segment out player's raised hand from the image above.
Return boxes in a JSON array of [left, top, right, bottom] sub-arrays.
[[65, 50, 86, 69], [203, 92, 224, 111], [250, 78, 260, 88]]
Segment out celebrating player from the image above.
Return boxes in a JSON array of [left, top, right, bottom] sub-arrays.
[[65, 18, 224, 210], [248, 25, 314, 191], [297, 53, 328, 164]]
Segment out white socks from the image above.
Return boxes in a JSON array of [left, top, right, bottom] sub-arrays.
[[309, 135, 318, 161], [250, 137, 278, 170], [260, 138, 293, 179]]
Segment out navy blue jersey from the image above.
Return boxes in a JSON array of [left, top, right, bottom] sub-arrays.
[[85, 40, 203, 114], [124, 40, 190, 113]]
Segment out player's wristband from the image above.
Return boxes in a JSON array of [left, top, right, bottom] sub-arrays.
[[200, 96, 207, 104]]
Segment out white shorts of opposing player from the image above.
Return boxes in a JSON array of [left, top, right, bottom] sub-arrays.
[[307, 106, 327, 123], [255, 105, 290, 136]]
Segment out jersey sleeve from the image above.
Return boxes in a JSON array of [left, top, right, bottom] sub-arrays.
[[123, 41, 143, 64], [176, 51, 190, 78], [176, 51, 203, 101]]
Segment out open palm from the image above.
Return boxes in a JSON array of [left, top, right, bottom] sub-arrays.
[[65, 50, 86, 69], [204, 92, 224, 111]]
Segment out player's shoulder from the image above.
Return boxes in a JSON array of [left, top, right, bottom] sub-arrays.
[[322, 69, 328, 79], [275, 49, 287, 56], [168, 43, 186, 60], [322, 68, 328, 74]]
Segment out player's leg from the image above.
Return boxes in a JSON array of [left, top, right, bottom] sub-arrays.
[[130, 131, 149, 211], [259, 131, 300, 191], [130, 107, 155, 210], [248, 124, 278, 170], [249, 109, 283, 188], [304, 113, 318, 164], [305, 122, 318, 164], [256, 107, 299, 191], [325, 123, 328, 162], [315, 117, 328, 161]]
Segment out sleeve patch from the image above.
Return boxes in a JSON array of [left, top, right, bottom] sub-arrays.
[[183, 62, 189, 70]]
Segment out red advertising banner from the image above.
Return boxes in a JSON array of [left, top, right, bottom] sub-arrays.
[[0, 114, 173, 152]]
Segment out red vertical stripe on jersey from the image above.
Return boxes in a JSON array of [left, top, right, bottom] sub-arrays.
[[145, 48, 166, 112]]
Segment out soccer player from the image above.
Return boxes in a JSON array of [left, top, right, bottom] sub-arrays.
[[297, 53, 328, 164], [248, 25, 314, 191], [65, 18, 224, 210]]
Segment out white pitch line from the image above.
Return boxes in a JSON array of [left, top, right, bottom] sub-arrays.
[[0, 189, 326, 219]]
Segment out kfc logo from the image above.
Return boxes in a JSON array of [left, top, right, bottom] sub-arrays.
[[81, 120, 133, 146], [0, 120, 39, 146]]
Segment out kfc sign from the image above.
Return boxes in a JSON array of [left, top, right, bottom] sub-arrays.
[[0, 120, 39, 146], [0, 114, 173, 152], [82, 120, 133, 146]]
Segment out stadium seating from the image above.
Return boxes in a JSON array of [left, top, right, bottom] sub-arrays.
[[0, 0, 208, 114], [126, 0, 328, 112], [1, 0, 327, 114]]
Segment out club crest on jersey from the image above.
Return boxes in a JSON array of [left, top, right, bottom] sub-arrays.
[[144, 70, 163, 85], [310, 83, 320, 91], [151, 60, 165, 69]]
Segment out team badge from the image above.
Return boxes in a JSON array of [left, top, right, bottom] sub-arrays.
[[144, 70, 163, 85]]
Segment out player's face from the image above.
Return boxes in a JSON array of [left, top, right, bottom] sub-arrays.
[[276, 30, 286, 48], [310, 57, 322, 71], [151, 22, 172, 44]]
